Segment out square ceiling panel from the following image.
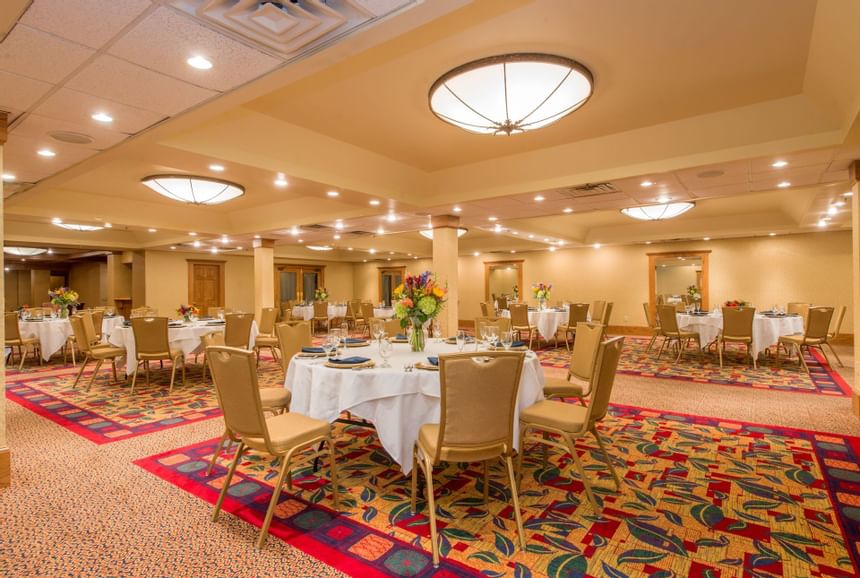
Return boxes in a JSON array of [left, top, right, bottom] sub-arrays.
[[0, 25, 94, 83], [675, 160, 749, 190], [749, 148, 833, 174], [66, 55, 217, 116], [33, 87, 166, 135], [688, 182, 749, 198], [20, 0, 153, 50], [4, 133, 101, 183], [13, 114, 127, 150], [0, 70, 53, 112], [108, 7, 282, 92]]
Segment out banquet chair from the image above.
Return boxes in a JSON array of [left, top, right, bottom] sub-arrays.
[[208, 306, 232, 318], [787, 302, 810, 328], [517, 337, 625, 510], [480, 302, 491, 317], [129, 317, 186, 394], [70, 314, 124, 391], [224, 313, 254, 348], [508, 303, 535, 349], [253, 307, 280, 365], [370, 317, 402, 339], [642, 303, 662, 352], [91, 309, 105, 341], [543, 322, 604, 403], [410, 351, 527, 567], [275, 321, 312, 374], [777, 306, 835, 373], [347, 299, 364, 330], [208, 347, 337, 549], [5, 312, 41, 370], [474, 316, 512, 339], [497, 295, 508, 310], [718, 307, 756, 369], [602, 303, 614, 327], [656, 304, 702, 362], [590, 300, 607, 324], [557, 303, 590, 351], [312, 301, 330, 334], [824, 305, 847, 367], [130, 306, 158, 318]]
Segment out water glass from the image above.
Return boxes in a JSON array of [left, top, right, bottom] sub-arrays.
[[378, 338, 393, 368], [432, 320, 442, 342], [456, 329, 467, 352], [372, 324, 383, 343], [501, 330, 513, 351]]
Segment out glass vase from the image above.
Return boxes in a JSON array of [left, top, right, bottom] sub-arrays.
[[538, 297, 547, 310], [409, 316, 426, 352], [58, 306, 69, 319]]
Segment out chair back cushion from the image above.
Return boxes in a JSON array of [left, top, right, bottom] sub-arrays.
[[348, 300, 363, 319], [787, 302, 810, 326], [806, 307, 834, 341], [721, 307, 754, 339], [830, 305, 847, 338], [656, 304, 680, 333], [568, 303, 589, 326], [475, 316, 512, 337], [584, 337, 625, 424], [276, 321, 312, 371], [602, 302, 614, 326], [81, 312, 100, 347], [131, 317, 170, 356], [69, 315, 90, 354], [497, 296, 508, 310], [508, 303, 530, 326], [642, 302, 656, 329], [5, 313, 21, 340], [361, 303, 375, 321], [259, 307, 277, 335], [480, 302, 490, 317], [569, 322, 604, 381], [591, 300, 607, 323], [207, 346, 269, 443], [91, 310, 105, 338], [313, 301, 328, 317], [224, 313, 254, 348]]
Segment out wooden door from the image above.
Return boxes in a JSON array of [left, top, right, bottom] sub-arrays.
[[188, 261, 224, 313], [378, 267, 405, 306]]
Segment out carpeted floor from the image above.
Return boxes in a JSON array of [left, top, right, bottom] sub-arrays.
[[2, 342, 858, 577]]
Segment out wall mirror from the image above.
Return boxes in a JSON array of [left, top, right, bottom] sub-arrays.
[[484, 260, 523, 302], [648, 251, 710, 317]]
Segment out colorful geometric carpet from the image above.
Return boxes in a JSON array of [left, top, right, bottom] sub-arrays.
[[538, 337, 851, 397], [136, 405, 860, 577], [4, 358, 284, 444]]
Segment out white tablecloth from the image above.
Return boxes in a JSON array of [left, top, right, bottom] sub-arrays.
[[284, 342, 545, 473], [373, 307, 395, 319], [676, 312, 803, 358], [291, 304, 348, 321], [108, 320, 258, 370], [501, 308, 569, 341], [18, 316, 125, 361]]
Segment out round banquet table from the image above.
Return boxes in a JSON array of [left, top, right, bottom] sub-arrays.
[[501, 307, 569, 341], [18, 316, 125, 361], [291, 304, 348, 321], [373, 307, 395, 319], [108, 320, 258, 370], [676, 312, 804, 358], [284, 341, 545, 474]]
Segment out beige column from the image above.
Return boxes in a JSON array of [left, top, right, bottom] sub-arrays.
[[1, 110, 9, 487], [253, 238, 275, 323], [851, 162, 860, 417], [431, 215, 460, 336]]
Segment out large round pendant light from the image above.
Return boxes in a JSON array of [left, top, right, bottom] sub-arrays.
[[621, 202, 695, 221], [141, 175, 244, 205], [4, 247, 47, 256], [429, 53, 593, 136]]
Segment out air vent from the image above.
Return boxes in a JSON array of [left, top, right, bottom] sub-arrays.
[[304, 224, 332, 231], [556, 182, 619, 200], [697, 170, 725, 179], [347, 230, 374, 237]]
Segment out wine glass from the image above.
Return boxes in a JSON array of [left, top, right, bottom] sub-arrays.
[[501, 330, 513, 351], [217, 310, 225, 321], [456, 329, 467, 352], [372, 323, 383, 343], [340, 321, 349, 340], [378, 338, 393, 368], [432, 319, 442, 342], [487, 326, 499, 349]]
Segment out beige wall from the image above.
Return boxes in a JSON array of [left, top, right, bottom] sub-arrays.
[[656, 265, 699, 296], [4, 270, 31, 310], [69, 262, 107, 307]]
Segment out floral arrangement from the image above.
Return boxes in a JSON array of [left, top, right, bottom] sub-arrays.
[[687, 284, 702, 302], [314, 287, 329, 301], [532, 282, 552, 305], [392, 271, 447, 351], [513, 285, 519, 299], [49, 287, 79, 317], [724, 299, 749, 308], [177, 304, 199, 320]]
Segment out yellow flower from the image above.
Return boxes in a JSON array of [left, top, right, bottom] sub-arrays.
[[432, 287, 445, 298]]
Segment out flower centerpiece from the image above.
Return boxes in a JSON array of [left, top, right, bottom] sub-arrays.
[[314, 287, 329, 301], [177, 304, 199, 322], [532, 282, 552, 310], [392, 271, 447, 352], [49, 287, 79, 318], [724, 299, 749, 309]]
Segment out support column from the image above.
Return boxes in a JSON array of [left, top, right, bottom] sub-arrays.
[[851, 162, 860, 417], [253, 238, 275, 323], [1, 110, 9, 487], [431, 215, 460, 336]]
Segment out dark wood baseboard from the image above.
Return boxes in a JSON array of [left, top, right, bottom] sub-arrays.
[[0, 447, 9, 488]]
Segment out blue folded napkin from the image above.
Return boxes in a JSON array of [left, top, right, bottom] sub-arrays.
[[302, 346, 325, 353], [449, 336, 475, 343], [394, 334, 408, 340], [340, 338, 366, 344], [427, 356, 439, 366], [493, 340, 526, 348], [329, 356, 371, 365]]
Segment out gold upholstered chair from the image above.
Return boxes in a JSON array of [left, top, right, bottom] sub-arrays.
[[656, 304, 701, 362], [275, 321, 312, 374], [480, 302, 491, 317], [253, 307, 280, 364], [517, 337, 625, 510], [347, 299, 364, 330], [5, 312, 41, 370], [824, 305, 847, 368], [508, 303, 535, 349], [542, 322, 604, 403], [602, 302, 614, 327], [787, 302, 810, 328], [557, 303, 590, 350], [69, 313, 124, 391], [91, 309, 105, 342], [370, 317, 402, 339], [590, 300, 607, 324], [312, 301, 330, 333], [777, 306, 834, 373], [224, 313, 254, 348], [129, 317, 186, 394], [718, 307, 756, 369], [642, 302, 662, 352], [411, 351, 527, 567], [208, 347, 337, 549], [130, 306, 158, 318], [497, 295, 508, 311]]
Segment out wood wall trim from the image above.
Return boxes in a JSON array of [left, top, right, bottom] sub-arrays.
[[484, 260, 524, 302], [378, 266, 406, 303], [0, 110, 8, 145], [0, 447, 9, 488]]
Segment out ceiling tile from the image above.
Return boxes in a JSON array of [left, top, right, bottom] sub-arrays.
[[108, 7, 282, 92], [33, 87, 166, 135], [66, 55, 217, 116], [819, 169, 850, 183], [750, 173, 819, 192], [749, 149, 832, 174], [13, 114, 127, 150], [0, 25, 95, 84], [0, 70, 53, 111], [675, 160, 749, 189], [20, 0, 152, 49], [688, 182, 750, 198], [4, 133, 100, 183]]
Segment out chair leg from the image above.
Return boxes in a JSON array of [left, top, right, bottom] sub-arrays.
[[816, 344, 834, 369], [718, 338, 723, 368], [129, 361, 141, 394], [750, 343, 757, 369], [18, 345, 27, 370], [257, 448, 294, 550], [482, 461, 490, 505], [168, 359, 178, 393], [776, 342, 782, 367], [327, 435, 339, 510], [145, 360, 150, 386], [206, 430, 229, 476], [590, 426, 621, 491], [410, 446, 419, 512], [181, 356, 187, 385], [515, 424, 526, 490], [112, 359, 118, 383], [504, 455, 527, 550], [826, 342, 844, 368], [212, 441, 245, 522], [421, 455, 441, 568], [72, 355, 90, 388], [674, 338, 684, 363], [565, 433, 598, 509], [86, 359, 104, 392], [797, 344, 810, 374]]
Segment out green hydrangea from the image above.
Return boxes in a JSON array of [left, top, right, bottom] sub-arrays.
[[418, 296, 437, 316], [393, 302, 408, 318]]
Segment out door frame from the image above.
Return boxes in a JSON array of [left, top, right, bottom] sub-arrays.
[[484, 260, 524, 301], [274, 263, 326, 303], [378, 266, 406, 304], [648, 250, 710, 319], [187, 259, 225, 308]]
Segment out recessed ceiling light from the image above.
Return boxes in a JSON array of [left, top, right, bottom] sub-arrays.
[[47, 249, 53, 254], [413, 256, 418, 260], [843, 191, 854, 197], [703, 237, 710, 241], [494, 225, 502, 233], [473, 251, 480, 257], [543, 237, 549, 242], [593, 243, 601, 249], [563, 208, 573, 213], [236, 246, 243, 250], [104, 222, 113, 228], [298, 239, 303, 243], [656, 195, 670, 203], [2, 173, 14, 181], [488, 216, 497, 221], [834, 200, 846, 207], [771, 160, 788, 168], [347, 247, 353, 251], [210, 247, 219, 254], [369, 200, 381, 206], [769, 232, 776, 236], [4, 268, 8, 272], [189, 232, 197, 236], [548, 246, 556, 252], [148, 228, 157, 233], [817, 219, 828, 228], [453, 206, 462, 212], [558, 241, 565, 246], [326, 190, 339, 197], [91, 112, 113, 123], [511, 231, 519, 235], [377, 227, 385, 235], [777, 181, 791, 188], [510, 250, 516, 254], [290, 226, 299, 236], [37, 149, 56, 157], [534, 195, 545, 202], [386, 213, 397, 222], [254, 234, 261, 239], [220, 235, 229, 244], [335, 220, 344, 230], [209, 164, 225, 172], [827, 206, 838, 216], [369, 248, 376, 254], [641, 180, 654, 187], [170, 246, 177, 250], [363, 259, 367, 263], [193, 240, 201, 248], [645, 241, 652, 245], [187, 55, 213, 70], [528, 234, 534, 239], [51, 217, 62, 224], [334, 234, 341, 240], [274, 173, 288, 187]]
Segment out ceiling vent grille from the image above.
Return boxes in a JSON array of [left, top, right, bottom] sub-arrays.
[[304, 223, 332, 231], [559, 182, 619, 197], [347, 230, 374, 237]]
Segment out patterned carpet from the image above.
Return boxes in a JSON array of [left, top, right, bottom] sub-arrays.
[[4, 357, 284, 443], [538, 337, 851, 397], [136, 405, 860, 578]]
